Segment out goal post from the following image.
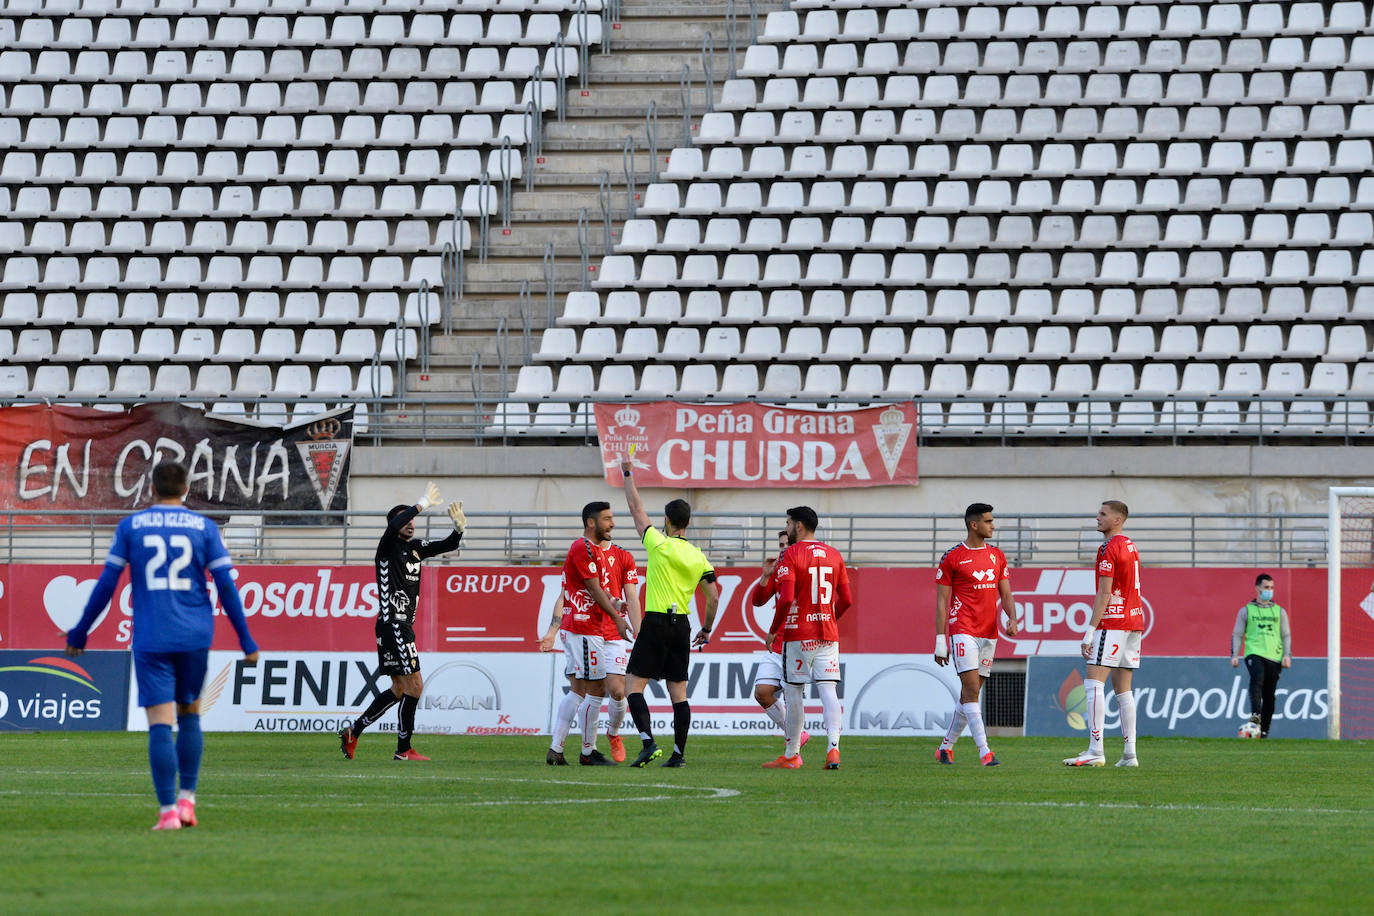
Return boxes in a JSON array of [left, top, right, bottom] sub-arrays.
[[1328, 486, 1374, 740]]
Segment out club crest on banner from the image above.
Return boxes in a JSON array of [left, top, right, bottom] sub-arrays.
[[872, 406, 912, 481], [295, 417, 351, 510], [597, 405, 651, 476]]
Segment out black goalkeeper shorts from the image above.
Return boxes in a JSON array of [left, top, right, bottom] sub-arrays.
[[376, 618, 420, 676]]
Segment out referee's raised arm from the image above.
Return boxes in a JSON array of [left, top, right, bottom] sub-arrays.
[[619, 455, 652, 538]]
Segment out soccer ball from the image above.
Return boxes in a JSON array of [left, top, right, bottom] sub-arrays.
[[1238, 721, 1261, 739]]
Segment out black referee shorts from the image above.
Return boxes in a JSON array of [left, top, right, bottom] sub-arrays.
[[626, 612, 691, 683]]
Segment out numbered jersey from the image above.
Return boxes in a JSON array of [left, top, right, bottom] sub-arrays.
[[104, 505, 234, 653], [936, 542, 1010, 639], [1096, 534, 1144, 631], [775, 540, 852, 642]]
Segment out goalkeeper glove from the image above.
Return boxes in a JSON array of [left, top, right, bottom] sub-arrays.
[[448, 500, 466, 533], [416, 481, 441, 511]]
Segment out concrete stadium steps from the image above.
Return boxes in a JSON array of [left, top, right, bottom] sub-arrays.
[[410, 0, 785, 408]]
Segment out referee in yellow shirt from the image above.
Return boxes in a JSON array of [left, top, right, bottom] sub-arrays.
[[619, 455, 718, 767]]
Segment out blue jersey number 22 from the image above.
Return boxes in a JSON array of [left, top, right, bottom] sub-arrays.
[[143, 534, 194, 591]]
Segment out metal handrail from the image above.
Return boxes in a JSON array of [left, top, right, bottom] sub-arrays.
[[496, 316, 509, 398], [392, 310, 408, 402], [623, 134, 637, 219], [470, 351, 483, 428], [577, 207, 590, 291], [599, 169, 614, 256], [726, 0, 737, 80], [498, 139, 514, 229], [543, 241, 556, 329], [749, 0, 759, 43], [680, 63, 692, 147], [576, 0, 589, 91], [702, 31, 715, 114], [553, 32, 567, 121], [646, 99, 659, 182], [476, 169, 490, 263], [0, 508, 1340, 570], [439, 241, 455, 334], [600, 0, 611, 55], [519, 279, 533, 366], [416, 280, 431, 375]]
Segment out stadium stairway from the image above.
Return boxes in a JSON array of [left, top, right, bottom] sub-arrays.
[[411, 0, 785, 421]]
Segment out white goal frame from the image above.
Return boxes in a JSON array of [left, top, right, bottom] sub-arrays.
[[1327, 486, 1374, 740]]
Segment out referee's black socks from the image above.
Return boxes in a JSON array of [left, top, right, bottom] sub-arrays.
[[627, 692, 654, 744], [672, 701, 690, 757]]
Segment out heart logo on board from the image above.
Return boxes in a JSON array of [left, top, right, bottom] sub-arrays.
[[43, 575, 106, 635]]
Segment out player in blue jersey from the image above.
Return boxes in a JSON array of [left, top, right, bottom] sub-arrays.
[[66, 461, 259, 831]]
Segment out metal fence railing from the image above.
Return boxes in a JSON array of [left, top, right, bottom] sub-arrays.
[[0, 510, 1341, 570]]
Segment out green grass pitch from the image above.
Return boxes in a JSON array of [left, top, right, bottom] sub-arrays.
[[2, 733, 1371, 914]]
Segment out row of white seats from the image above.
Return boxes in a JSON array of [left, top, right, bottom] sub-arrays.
[[711, 73, 1374, 115], [0, 183, 473, 218], [0, 10, 599, 47], [535, 323, 1372, 365], [638, 177, 1374, 216], [0, 143, 524, 185], [2, 290, 437, 324], [618, 213, 1374, 252], [741, 37, 1374, 80], [1, 0, 596, 13], [697, 104, 1365, 147], [761, 5, 1374, 44], [592, 250, 1374, 289], [560, 287, 1374, 326], [0, 363, 394, 398], [719, 70, 1374, 112], [514, 361, 1374, 400], [657, 140, 1374, 183], [0, 254, 443, 289], [0, 217, 475, 253], [1, 326, 417, 361], [0, 78, 561, 118]]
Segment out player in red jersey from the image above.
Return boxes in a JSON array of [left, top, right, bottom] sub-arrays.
[[560, 501, 631, 766], [748, 530, 810, 753], [933, 503, 1019, 767], [598, 538, 641, 762], [764, 507, 852, 770], [1065, 500, 1144, 768], [541, 532, 642, 764]]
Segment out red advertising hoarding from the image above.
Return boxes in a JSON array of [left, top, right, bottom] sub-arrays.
[[3, 563, 1365, 659], [592, 401, 918, 488]]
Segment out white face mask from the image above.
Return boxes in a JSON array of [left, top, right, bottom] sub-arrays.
[[1259, 589, 1274, 601]]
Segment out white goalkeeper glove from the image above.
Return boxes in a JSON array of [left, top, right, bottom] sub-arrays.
[[934, 634, 948, 660], [416, 481, 441, 511], [448, 500, 465, 533]]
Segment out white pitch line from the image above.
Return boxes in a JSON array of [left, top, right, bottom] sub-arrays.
[[937, 799, 1371, 816]]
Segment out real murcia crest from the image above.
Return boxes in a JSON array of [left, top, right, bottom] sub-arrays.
[[871, 406, 912, 480], [296, 416, 352, 509]]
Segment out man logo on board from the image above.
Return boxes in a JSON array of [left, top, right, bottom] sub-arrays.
[[847, 662, 957, 735]]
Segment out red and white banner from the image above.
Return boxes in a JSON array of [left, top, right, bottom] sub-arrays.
[[592, 402, 919, 488], [4, 563, 1366, 659]]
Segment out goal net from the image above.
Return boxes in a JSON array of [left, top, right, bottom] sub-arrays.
[[1328, 488, 1374, 739]]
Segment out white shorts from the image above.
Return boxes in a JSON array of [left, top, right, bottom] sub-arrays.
[[1087, 630, 1142, 669], [783, 639, 841, 685], [951, 633, 996, 677], [606, 638, 631, 676], [562, 632, 607, 681], [754, 650, 784, 687]]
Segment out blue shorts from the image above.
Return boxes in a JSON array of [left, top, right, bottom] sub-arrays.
[[133, 649, 210, 708]]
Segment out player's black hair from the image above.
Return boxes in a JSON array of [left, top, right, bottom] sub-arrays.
[[152, 461, 188, 499], [786, 506, 819, 533], [1256, 573, 1275, 586], [777, 529, 787, 538], [964, 502, 994, 525], [665, 498, 692, 529], [387, 504, 411, 522], [582, 500, 612, 525]]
